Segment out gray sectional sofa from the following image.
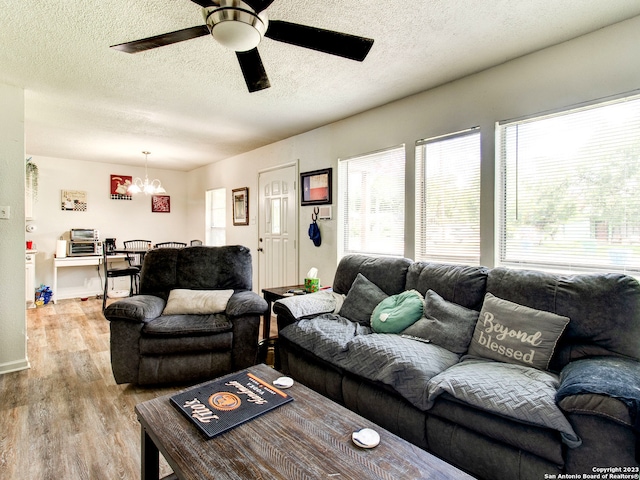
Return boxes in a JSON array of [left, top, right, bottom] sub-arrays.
[[274, 254, 640, 480]]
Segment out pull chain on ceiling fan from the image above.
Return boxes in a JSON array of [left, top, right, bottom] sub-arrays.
[[110, 0, 374, 92]]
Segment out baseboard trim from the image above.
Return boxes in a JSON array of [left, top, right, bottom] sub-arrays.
[[0, 358, 30, 375]]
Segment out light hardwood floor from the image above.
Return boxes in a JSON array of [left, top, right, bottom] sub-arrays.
[[0, 298, 179, 479]]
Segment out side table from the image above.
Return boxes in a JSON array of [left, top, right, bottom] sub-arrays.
[[259, 285, 305, 365]]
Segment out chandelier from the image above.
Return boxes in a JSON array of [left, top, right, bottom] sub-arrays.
[[127, 151, 166, 195]]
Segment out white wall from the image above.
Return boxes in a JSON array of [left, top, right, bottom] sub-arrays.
[[0, 83, 29, 374], [187, 15, 640, 288], [28, 156, 188, 298]]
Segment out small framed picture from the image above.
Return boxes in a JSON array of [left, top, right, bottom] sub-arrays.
[[151, 195, 170, 213], [232, 187, 249, 226], [61, 190, 88, 211], [110, 175, 132, 200], [301, 168, 332, 206]]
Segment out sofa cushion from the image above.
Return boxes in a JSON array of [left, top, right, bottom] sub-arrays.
[[405, 262, 489, 311], [332, 254, 412, 296], [339, 273, 388, 326], [279, 313, 371, 364], [401, 289, 480, 354], [140, 245, 253, 297], [425, 358, 581, 448], [142, 313, 232, 336], [162, 288, 234, 315], [487, 268, 640, 367], [371, 290, 424, 333], [140, 331, 233, 355], [338, 334, 459, 410], [467, 293, 570, 371]]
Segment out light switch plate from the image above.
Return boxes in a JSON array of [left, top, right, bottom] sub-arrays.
[[0, 206, 10, 219]]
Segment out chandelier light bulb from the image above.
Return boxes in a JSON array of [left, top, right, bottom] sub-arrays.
[[127, 151, 166, 196]]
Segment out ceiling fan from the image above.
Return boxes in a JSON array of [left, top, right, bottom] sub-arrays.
[[111, 0, 374, 92]]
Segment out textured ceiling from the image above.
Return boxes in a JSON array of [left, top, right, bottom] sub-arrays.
[[2, 1, 640, 171]]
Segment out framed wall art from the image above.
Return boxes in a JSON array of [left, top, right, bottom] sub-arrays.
[[232, 187, 249, 226], [110, 175, 133, 200], [61, 190, 87, 211], [151, 195, 170, 213], [301, 168, 332, 206]]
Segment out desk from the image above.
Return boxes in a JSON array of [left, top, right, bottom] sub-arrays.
[[52, 254, 128, 303]]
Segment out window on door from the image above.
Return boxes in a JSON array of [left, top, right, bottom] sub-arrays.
[[498, 93, 640, 274], [415, 128, 481, 264], [206, 188, 226, 246], [338, 145, 405, 258]]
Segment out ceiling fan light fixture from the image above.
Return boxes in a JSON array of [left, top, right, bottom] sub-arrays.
[[204, 3, 267, 52]]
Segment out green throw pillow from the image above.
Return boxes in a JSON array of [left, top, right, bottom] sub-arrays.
[[371, 290, 425, 333]]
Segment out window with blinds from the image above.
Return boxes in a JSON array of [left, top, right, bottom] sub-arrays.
[[498, 94, 640, 274], [338, 145, 405, 258], [415, 129, 481, 264]]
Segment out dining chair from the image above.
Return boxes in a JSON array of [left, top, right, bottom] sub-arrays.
[[102, 249, 140, 311], [190, 239, 203, 246], [122, 239, 151, 270], [154, 242, 187, 248]]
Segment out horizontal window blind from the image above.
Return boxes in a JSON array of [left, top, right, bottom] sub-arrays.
[[415, 129, 481, 264], [498, 94, 640, 273], [338, 145, 405, 257]]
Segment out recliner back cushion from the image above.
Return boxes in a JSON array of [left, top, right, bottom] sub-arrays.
[[487, 268, 640, 368], [140, 245, 253, 298]]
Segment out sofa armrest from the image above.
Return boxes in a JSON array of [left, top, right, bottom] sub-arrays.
[[557, 356, 640, 429], [274, 291, 343, 331], [226, 291, 268, 318], [103, 295, 166, 323], [274, 291, 342, 320]]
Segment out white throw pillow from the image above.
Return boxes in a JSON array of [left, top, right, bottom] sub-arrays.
[[162, 289, 234, 315]]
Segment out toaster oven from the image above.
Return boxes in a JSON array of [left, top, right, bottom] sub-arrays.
[[68, 241, 103, 256], [70, 228, 100, 242]]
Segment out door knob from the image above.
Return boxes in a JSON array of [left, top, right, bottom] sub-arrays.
[[257, 248, 264, 252]]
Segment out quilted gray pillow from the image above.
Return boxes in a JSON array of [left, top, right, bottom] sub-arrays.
[[401, 289, 479, 354], [338, 273, 388, 326]]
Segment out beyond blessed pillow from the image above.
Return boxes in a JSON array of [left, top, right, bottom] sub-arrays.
[[467, 293, 570, 371], [401, 289, 480, 354], [371, 290, 425, 333], [162, 289, 234, 315], [338, 273, 388, 326]]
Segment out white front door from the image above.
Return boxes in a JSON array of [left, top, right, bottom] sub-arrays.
[[258, 164, 298, 290]]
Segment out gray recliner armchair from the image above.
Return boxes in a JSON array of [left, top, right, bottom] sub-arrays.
[[103, 245, 267, 385]]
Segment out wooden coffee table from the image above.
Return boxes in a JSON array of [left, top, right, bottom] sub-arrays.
[[135, 363, 475, 480]]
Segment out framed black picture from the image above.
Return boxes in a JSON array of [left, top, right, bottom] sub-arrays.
[[301, 168, 332, 206]]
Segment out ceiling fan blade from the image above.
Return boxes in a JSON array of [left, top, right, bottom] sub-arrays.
[[264, 20, 373, 61], [111, 25, 210, 53], [242, 0, 277, 13], [189, 0, 217, 7], [236, 49, 271, 92]]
